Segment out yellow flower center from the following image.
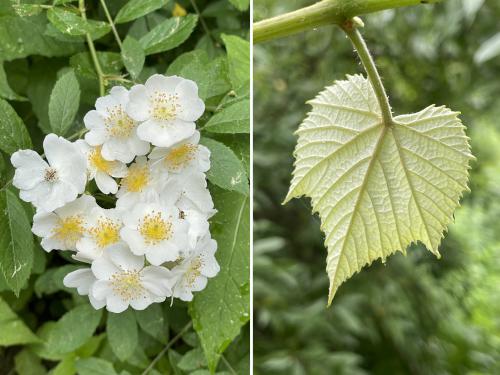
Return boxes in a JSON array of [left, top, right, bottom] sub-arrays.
[[88, 217, 120, 248], [110, 269, 144, 301], [139, 211, 172, 245], [184, 256, 203, 287], [121, 164, 150, 192], [151, 91, 179, 121], [52, 215, 85, 244], [104, 105, 135, 137], [88, 146, 111, 173], [164, 143, 197, 172]]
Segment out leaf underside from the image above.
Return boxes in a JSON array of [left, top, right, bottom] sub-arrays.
[[284, 74, 473, 305]]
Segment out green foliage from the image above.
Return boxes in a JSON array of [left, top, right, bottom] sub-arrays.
[[221, 34, 250, 89], [204, 99, 250, 133], [254, 0, 500, 374], [0, 0, 249, 373]]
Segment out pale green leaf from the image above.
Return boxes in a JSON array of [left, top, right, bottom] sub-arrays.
[[51, 355, 76, 375], [121, 36, 145, 80], [177, 348, 207, 372], [204, 99, 250, 133], [0, 189, 34, 295], [0, 296, 39, 346], [190, 188, 250, 372], [107, 310, 138, 361], [134, 304, 167, 343], [115, 0, 169, 24], [48, 70, 80, 136], [0, 98, 32, 154], [14, 349, 47, 375], [201, 137, 249, 195], [284, 74, 474, 304], [47, 7, 111, 40], [139, 15, 198, 55], [75, 358, 117, 375], [221, 34, 249, 89], [229, 0, 250, 11]]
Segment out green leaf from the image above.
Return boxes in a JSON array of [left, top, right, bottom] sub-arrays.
[[284, 74, 474, 304], [48, 70, 80, 136], [34, 264, 83, 297], [75, 358, 117, 375], [140, 15, 198, 55], [166, 49, 230, 100], [190, 188, 250, 372], [201, 137, 248, 195], [14, 349, 46, 375], [47, 7, 111, 40], [204, 99, 250, 133], [51, 355, 76, 375], [107, 310, 138, 361], [221, 34, 249, 89], [0, 61, 25, 101], [0, 189, 34, 296], [177, 348, 207, 372], [33, 304, 102, 357], [121, 36, 145, 80], [115, 0, 169, 24], [228, 0, 249, 11], [0, 296, 39, 346], [134, 304, 167, 343], [0, 98, 32, 154]]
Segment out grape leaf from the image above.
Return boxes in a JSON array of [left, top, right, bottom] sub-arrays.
[[190, 188, 250, 372], [284, 74, 473, 304]]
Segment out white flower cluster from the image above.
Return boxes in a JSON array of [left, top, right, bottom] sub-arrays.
[[11, 74, 219, 313]]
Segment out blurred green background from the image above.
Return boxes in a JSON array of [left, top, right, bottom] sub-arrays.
[[253, 0, 500, 374]]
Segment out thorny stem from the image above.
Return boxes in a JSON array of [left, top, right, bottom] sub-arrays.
[[79, 0, 105, 96], [342, 19, 393, 126], [99, 0, 122, 49], [190, 0, 214, 42], [141, 322, 193, 375]]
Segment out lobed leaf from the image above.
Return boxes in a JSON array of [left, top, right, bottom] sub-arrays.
[[284, 74, 474, 304]]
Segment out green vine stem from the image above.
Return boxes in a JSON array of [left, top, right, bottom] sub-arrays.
[[99, 0, 122, 49], [253, 0, 441, 44], [342, 19, 393, 126], [79, 0, 106, 96]]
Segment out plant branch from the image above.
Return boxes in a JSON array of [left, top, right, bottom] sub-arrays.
[[190, 0, 214, 42], [141, 321, 193, 375], [79, 0, 105, 96], [253, 0, 441, 44], [99, 0, 122, 49], [342, 19, 393, 126]]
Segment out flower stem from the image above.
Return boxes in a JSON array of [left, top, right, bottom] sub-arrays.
[[253, 0, 442, 44], [342, 20, 393, 126], [99, 0, 122, 49], [79, 0, 105, 96], [190, 0, 214, 43]]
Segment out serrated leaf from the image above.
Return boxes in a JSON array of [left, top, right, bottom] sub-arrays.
[[221, 34, 249, 89], [115, 0, 169, 24], [139, 15, 198, 55], [0, 189, 34, 296], [190, 188, 250, 372], [75, 358, 117, 375], [48, 70, 80, 136], [228, 0, 249, 11], [201, 137, 249, 195], [107, 310, 138, 361], [121, 36, 145, 80], [204, 99, 249, 134], [0, 98, 32, 154], [47, 7, 111, 40], [284, 74, 473, 304], [0, 296, 39, 346]]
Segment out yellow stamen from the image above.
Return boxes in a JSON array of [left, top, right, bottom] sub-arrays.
[[104, 105, 135, 137], [121, 163, 150, 192], [164, 143, 197, 172], [89, 146, 112, 173], [184, 256, 203, 287], [139, 211, 172, 245], [151, 91, 179, 121], [110, 270, 144, 301], [52, 215, 85, 244], [88, 217, 120, 248]]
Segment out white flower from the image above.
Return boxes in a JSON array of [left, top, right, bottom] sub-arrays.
[[170, 234, 219, 301], [90, 245, 172, 313], [160, 172, 216, 217], [32, 195, 97, 252], [75, 140, 127, 194], [63, 268, 105, 310], [115, 156, 168, 210], [120, 202, 188, 265], [148, 131, 210, 175], [84, 86, 150, 163], [127, 75, 205, 148], [11, 134, 87, 212], [74, 207, 124, 263]]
